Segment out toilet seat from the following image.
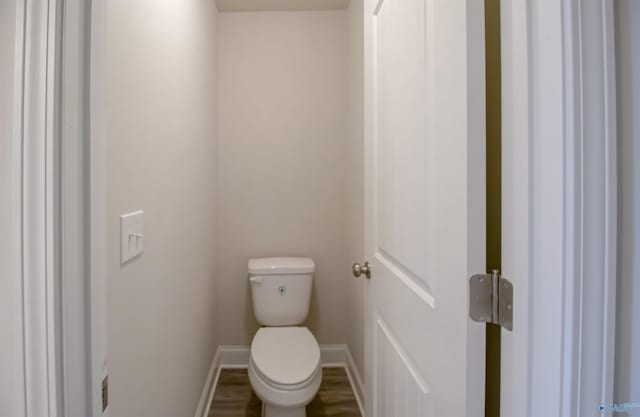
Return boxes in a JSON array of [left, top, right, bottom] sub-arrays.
[[250, 326, 321, 390], [250, 356, 321, 392]]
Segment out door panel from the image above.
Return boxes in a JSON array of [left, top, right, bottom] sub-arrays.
[[364, 0, 486, 415], [376, 318, 433, 417], [375, 0, 429, 290]]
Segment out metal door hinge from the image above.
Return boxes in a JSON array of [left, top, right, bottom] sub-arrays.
[[102, 375, 108, 412], [469, 270, 513, 331]]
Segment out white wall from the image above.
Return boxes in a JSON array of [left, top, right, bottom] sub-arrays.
[[345, 0, 365, 381], [615, 0, 640, 404], [0, 2, 26, 416], [216, 11, 355, 348], [104, 1, 219, 416]]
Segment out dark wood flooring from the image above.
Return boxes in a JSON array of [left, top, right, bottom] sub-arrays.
[[208, 367, 362, 417]]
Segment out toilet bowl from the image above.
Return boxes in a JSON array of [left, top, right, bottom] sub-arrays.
[[248, 327, 322, 417], [248, 257, 320, 417]]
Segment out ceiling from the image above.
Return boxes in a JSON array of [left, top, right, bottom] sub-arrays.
[[215, 0, 351, 12]]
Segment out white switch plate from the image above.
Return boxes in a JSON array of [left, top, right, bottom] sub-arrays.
[[120, 210, 144, 264]]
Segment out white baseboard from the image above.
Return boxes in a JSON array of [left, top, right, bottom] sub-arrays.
[[218, 345, 251, 368], [344, 347, 365, 415], [195, 344, 365, 417], [194, 348, 221, 417], [319, 344, 348, 366]]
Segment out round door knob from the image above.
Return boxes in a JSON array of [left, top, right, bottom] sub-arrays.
[[352, 262, 371, 279]]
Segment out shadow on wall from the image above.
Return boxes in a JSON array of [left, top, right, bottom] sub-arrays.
[[307, 276, 320, 334], [244, 278, 259, 337]]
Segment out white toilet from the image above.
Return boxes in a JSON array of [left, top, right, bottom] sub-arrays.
[[248, 257, 322, 417]]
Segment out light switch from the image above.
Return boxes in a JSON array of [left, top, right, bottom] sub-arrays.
[[120, 210, 144, 264]]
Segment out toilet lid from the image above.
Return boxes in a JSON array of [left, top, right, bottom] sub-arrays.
[[251, 327, 320, 386]]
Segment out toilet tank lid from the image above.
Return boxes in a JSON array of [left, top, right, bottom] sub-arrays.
[[248, 257, 315, 275]]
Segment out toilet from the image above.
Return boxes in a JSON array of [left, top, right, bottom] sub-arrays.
[[248, 257, 322, 417]]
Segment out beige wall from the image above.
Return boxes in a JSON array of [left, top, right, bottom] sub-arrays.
[[217, 11, 356, 349], [104, 1, 219, 416], [103, 5, 365, 413], [0, 2, 25, 416], [345, 0, 365, 381]]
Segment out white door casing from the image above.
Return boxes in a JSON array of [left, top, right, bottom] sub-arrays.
[[363, 0, 486, 416], [89, 0, 109, 415], [10, 0, 107, 415], [14, 0, 61, 415], [500, 1, 617, 416], [60, 0, 105, 416]]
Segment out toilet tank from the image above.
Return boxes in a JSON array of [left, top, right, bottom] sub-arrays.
[[248, 257, 315, 326]]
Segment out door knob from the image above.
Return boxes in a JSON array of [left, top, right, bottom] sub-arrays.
[[352, 262, 371, 279]]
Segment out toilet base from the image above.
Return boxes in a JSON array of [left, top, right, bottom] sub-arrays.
[[263, 403, 306, 417]]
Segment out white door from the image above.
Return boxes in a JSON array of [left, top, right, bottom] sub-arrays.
[[363, 0, 486, 416]]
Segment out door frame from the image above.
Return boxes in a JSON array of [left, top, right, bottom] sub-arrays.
[[11, 1, 61, 415], [16, 0, 618, 415], [62, 0, 110, 415], [501, 1, 617, 416], [88, 0, 109, 415], [12, 0, 108, 416]]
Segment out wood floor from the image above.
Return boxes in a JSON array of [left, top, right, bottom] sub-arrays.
[[208, 367, 362, 417]]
